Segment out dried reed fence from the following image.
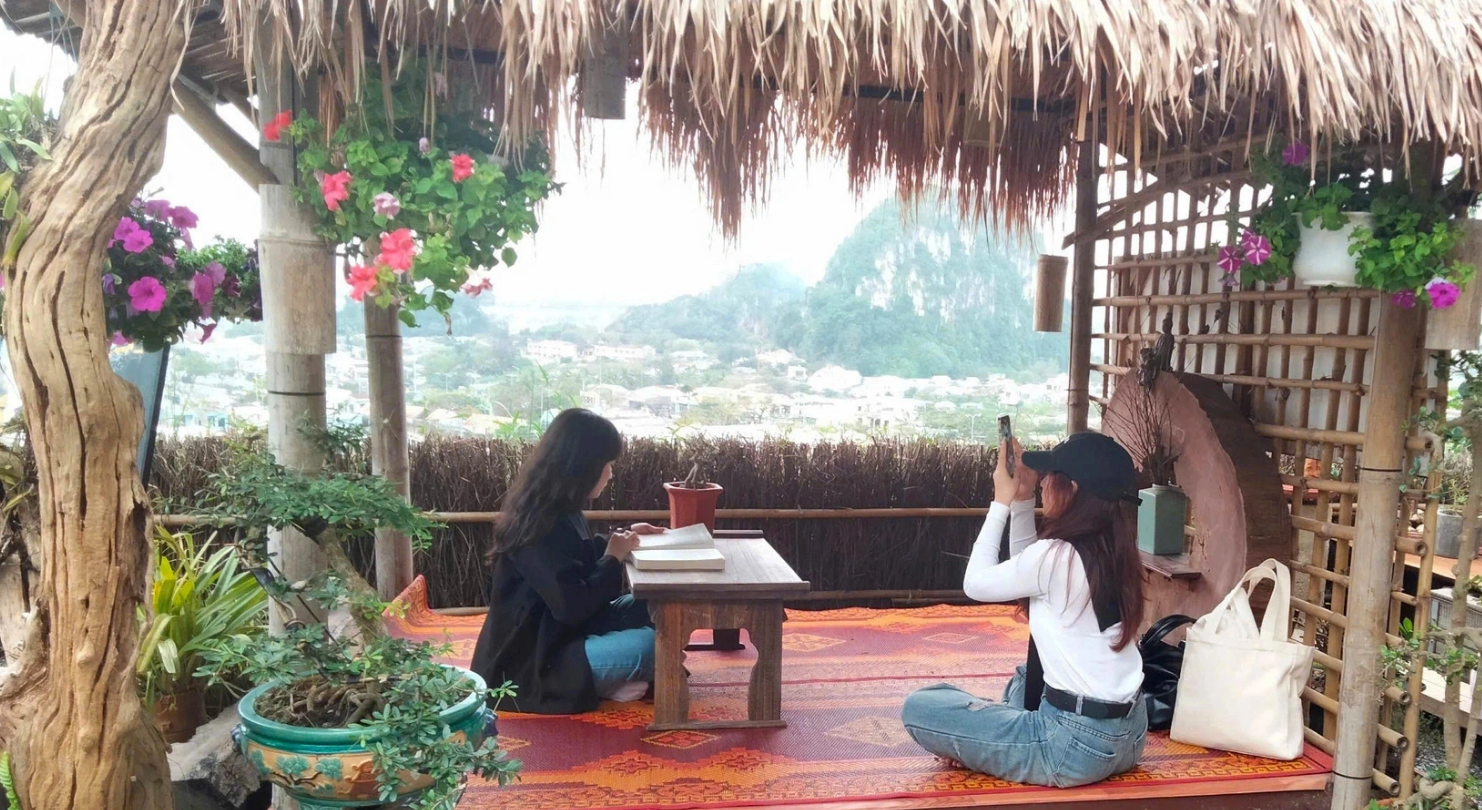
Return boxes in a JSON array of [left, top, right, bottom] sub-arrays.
[[152, 435, 1011, 608]]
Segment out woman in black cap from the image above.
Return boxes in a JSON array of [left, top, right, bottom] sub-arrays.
[[901, 432, 1147, 787]]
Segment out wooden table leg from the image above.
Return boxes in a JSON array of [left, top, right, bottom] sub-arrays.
[[650, 602, 692, 730], [746, 601, 784, 725]]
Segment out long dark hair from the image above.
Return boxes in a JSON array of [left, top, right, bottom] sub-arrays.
[[1038, 472, 1144, 651], [490, 408, 623, 557]]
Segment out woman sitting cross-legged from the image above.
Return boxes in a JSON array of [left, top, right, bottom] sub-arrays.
[[901, 432, 1147, 788], [471, 408, 665, 714]]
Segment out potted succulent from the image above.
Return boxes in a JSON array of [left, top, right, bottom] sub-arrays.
[[664, 462, 723, 532], [136, 526, 267, 744], [196, 426, 520, 809], [1216, 141, 1476, 307]]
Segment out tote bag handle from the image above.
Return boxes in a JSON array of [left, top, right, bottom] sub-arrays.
[[1234, 559, 1293, 643]]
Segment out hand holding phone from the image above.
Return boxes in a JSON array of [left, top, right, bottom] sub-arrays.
[[998, 415, 1015, 476]]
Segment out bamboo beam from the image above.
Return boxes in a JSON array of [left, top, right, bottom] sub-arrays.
[[171, 78, 275, 190], [1095, 331, 1376, 350], [1096, 287, 1378, 306], [1094, 362, 1365, 393], [1332, 295, 1426, 810], [155, 506, 1005, 528], [1280, 475, 1361, 496], [1067, 136, 1097, 433], [366, 300, 413, 600]]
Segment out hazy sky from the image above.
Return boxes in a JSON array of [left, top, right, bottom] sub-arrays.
[[0, 28, 1067, 317]]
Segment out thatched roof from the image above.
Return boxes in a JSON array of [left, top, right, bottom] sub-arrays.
[[7, 0, 1482, 235]]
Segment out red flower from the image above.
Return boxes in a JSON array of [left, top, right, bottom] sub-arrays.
[[262, 110, 293, 143], [451, 154, 476, 183], [377, 228, 418, 273], [320, 170, 352, 212], [348, 264, 379, 302]]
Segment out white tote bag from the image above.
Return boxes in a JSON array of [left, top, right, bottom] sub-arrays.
[[1169, 559, 1314, 760]]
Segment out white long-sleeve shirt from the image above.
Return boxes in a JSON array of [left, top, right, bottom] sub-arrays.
[[964, 500, 1143, 703]]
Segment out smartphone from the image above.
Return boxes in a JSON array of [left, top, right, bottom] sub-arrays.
[[998, 415, 1015, 476]]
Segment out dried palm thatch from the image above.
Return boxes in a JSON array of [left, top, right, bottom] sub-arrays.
[[70, 0, 1482, 234]]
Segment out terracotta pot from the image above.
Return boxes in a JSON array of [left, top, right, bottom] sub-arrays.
[[156, 688, 208, 745], [664, 482, 723, 532]]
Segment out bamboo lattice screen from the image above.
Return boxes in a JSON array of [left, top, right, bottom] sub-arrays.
[[1084, 139, 1444, 799]]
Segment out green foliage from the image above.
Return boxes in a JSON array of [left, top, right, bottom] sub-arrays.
[[135, 527, 267, 705], [283, 63, 559, 328], [0, 78, 53, 271], [1231, 144, 1475, 300], [0, 750, 17, 810]]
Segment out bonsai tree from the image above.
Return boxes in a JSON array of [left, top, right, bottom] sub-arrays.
[[195, 424, 520, 808]]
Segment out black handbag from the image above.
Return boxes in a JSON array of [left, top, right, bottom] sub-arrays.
[[1139, 614, 1195, 731]]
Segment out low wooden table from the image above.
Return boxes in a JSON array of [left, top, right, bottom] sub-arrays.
[[626, 536, 809, 731]]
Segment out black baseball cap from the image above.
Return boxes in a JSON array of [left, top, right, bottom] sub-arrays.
[[1020, 432, 1137, 502]]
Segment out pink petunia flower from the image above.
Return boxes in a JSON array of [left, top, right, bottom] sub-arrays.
[[1217, 244, 1244, 275], [160, 255, 175, 268], [348, 264, 379, 302], [1282, 142, 1310, 167], [111, 332, 131, 347], [1391, 290, 1417, 309], [112, 217, 142, 246], [1243, 233, 1272, 266], [192, 271, 217, 319], [373, 192, 401, 218], [222, 275, 241, 298], [206, 261, 227, 286], [200, 322, 217, 343], [141, 199, 173, 219], [451, 154, 476, 183], [462, 276, 492, 297], [1427, 277, 1461, 309], [168, 205, 198, 230], [418, 137, 431, 155], [378, 228, 417, 273], [128, 276, 167, 313], [262, 110, 292, 143], [320, 170, 352, 212], [114, 218, 154, 254]]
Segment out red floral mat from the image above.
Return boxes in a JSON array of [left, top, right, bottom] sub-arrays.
[[387, 577, 1331, 810]]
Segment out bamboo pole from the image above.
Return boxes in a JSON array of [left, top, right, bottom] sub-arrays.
[[1067, 136, 1097, 433], [1096, 287, 1378, 306], [1331, 298, 1425, 810], [366, 299, 414, 600], [256, 43, 333, 653], [156, 506, 1007, 528], [1093, 362, 1366, 393]]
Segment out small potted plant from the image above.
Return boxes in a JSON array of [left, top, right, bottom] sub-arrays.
[[1111, 385, 1184, 555], [664, 462, 723, 532], [136, 526, 267, 744], [1216, 142, 1476, 310]]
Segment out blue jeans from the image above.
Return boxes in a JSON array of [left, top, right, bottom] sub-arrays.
[[583, 595, 655, 697], [901, 666, 1147, 788]]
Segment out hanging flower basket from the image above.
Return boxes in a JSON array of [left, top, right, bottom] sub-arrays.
[[1292, 212, 1370, 288]]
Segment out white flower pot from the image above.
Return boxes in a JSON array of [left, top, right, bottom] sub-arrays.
[[1293, 212, 1371, 288]]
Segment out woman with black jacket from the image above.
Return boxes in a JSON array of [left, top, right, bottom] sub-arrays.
[[470, 409, 664, 714]]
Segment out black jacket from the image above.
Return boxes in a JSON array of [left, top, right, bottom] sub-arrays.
[[471, 513, 625, 714]]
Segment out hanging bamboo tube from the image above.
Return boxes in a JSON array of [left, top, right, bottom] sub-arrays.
[[1034, 254, 1068, 332]]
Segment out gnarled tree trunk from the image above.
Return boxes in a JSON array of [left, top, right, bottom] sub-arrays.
[[0, 0, 188, 806]]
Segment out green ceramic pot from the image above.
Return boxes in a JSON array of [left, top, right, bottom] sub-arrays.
[[234, 666, 492, 810]]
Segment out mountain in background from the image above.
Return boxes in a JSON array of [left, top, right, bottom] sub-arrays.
[[772, 197, 1068, 379]]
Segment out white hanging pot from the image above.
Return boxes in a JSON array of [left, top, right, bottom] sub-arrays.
[[1293, 211, 1372, 288]]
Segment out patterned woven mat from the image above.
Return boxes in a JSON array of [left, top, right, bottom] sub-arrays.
[[387, 577, 1330, 810]]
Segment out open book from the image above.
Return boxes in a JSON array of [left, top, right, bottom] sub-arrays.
[[630, 524, 726, 571]]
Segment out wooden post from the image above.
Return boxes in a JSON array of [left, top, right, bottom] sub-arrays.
[[170, 80, 276, 190], [1034, 254, 1068, 332], [365, 300, 414, 599], [1067, 138, 1098, 432]]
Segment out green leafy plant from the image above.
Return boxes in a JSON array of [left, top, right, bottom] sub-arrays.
[[0, 78, 54, 272], [193, 429, 516, 809], [0, 750, 18, 810], [1218, 143, 1476, 306], [274, 63, 559, 329], [135, 527, 267, 706]]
